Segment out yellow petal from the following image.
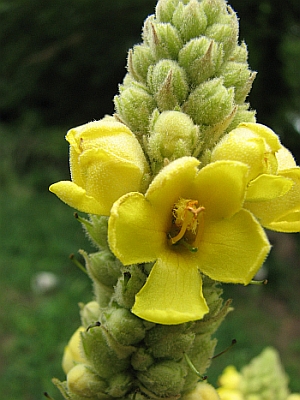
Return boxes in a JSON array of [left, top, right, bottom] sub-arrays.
[[193, 160, 249, 220], [108, 192, 166, 265], [246, 174, 293, 201], [276, 145, 297, 170], [238, 122, 281, 152], [49, 181, 105, 215], [245, 168, 300, 232], [79, 148, 146, 214], [197, 209, 270, 284], [146, 157, 200, 223], [132, 255, 209, 324]]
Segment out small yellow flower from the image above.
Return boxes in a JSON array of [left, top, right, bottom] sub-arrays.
[[183, 382, 221, 400], [211, 122, 300, 232], [108, 157, 270, 324], [62, 326, 86, 375], [218, 366, 242, 390], [50, 116, 150, 215]]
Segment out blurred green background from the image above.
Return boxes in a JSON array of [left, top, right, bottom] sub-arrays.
[[1, 0, 300, 398]]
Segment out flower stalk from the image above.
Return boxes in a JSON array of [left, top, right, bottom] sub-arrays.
[[49, 0, 300, 399]]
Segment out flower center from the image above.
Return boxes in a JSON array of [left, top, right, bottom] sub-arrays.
[[169, 198, 205, 249]]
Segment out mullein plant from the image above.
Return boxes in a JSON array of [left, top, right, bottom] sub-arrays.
[[49, 0, 300, 399]]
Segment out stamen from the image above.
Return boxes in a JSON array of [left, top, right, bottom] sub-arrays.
[[170, 199, 205, 245]]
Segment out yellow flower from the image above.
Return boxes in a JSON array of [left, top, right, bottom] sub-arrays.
[[49, 116, 150, 216], [218, 366, 242, 390], [108, 157, 270, 324], [62, 326, 86, 375], [211, 122, 300, 232], [183, 382, 221, 400]]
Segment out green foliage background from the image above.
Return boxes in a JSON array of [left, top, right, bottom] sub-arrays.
[[1, 0, 300, 398]]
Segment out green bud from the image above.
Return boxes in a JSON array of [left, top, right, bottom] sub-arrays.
[[128, 45, 155, 83], [201, 0, 227, 25], [172, 1, 207, 42], [155, 0, 179, 23], [106, 372, 133, 398], [80, 250, 121, 308], [113, 265, 147, 309], [114, 85, 156, 136], [78, 215, 109, 250], [67, 364, 108, 398], [231, 41, 249, 63], [219, 61, 256, 104], [205, 16, 238, 59], [143, 16, 182, 60], [226, 103, 256, 132], [82, 251, 121, 288], [145, 324, 195, 359], [183, 77, 235, 125], [147, 60, 189, 110], [131, 348, 154, 372], [79, 301, 101, 329], [147, 110, 200, 172], [81, 326, 134, 379], [102, 307, 146, 346], [137, 360, 187, 397], [178, 37, 223, 85]]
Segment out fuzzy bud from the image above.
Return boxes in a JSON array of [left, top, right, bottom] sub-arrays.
[[62, 327, 86, 375], [79, 301, 101, 329], [67, 364, 107, 397], [114, 84, 156, 136], [183, 78, 235, 126], [137, 360, 187, 397], [102, 306, 146, 346], [147, 60, 189, 110], [172, 0, 207, 42], [147, 110, 200, 172], [179, 37, 223, 85], [80, 326, 134, 379], [106, 372, 133, 398], [128, 45, 155, 83], [143, 16, 183, 60]]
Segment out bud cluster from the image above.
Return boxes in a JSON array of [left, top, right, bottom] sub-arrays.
[[114, 0, 256, 173], [53, 217, 232, 400]]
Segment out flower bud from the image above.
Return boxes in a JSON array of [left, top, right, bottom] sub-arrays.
[[114, 85, 156, 136], [79, 301, 101, 329], [147, 111, 200, 171], [113, 265, 147, 309], [183, 78, 235, 126], [205, 11, 238, 58], [137, 360, 187, 397], [106, 372, 133, 397], [201, 0, 227, 25], [49, 116, 150, 215], [143, 16, 182, 60], [102, 306, 146, 345], [183, 382, 221, 400], [81, 325, 134, 379], [226, 104, 256, 132], [219, 61, 256, 104], [131, 348, 155, 372], [147, 60, 188, 110], [67, 364, 107, 397], [178, 37, 223, 85], [62, 327, 86, 375], [81, 250, 121, 307], [155, 0, 179, 23], [128, 44, 155, 83], [172, 1, 207, 42]]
